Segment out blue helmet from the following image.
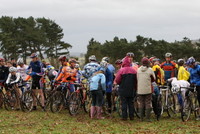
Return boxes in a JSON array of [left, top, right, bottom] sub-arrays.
[[186, 57, 195, 65], [47, 65, 54, 70]]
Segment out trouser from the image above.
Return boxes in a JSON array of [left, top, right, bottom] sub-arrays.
[[106, 92, 112, 113], [91, 90, 103, 107], [121, 96, 134, 119], [138, 94, 152, 109]]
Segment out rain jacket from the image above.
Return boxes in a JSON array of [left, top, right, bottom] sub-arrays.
[[137, 65, 155, 95], [188, 64, 200, 86], [115, 56, 137, 97], [177, 66, 190, 81]]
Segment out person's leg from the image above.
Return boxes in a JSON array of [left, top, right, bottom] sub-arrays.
[[145, 94, 152, 122], [128, 97, 134, 120], [121, 96, 128, 120], [138, 95, 145, 121], [106, 92, 112, 114], [96, 90, 104, 119], [90, 91, 97, 119]]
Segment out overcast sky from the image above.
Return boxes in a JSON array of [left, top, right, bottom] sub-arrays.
[[1, 0, 200, 53]]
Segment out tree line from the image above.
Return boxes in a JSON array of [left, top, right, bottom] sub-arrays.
[[0, 16, 71, 66], [85, 36, 200, 64]]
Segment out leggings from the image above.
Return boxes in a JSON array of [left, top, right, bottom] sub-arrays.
[[91, 90, 103, 107]]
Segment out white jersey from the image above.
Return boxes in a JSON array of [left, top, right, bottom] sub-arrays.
[[17, 65, 28, 80], [6, 72, 21, 84]]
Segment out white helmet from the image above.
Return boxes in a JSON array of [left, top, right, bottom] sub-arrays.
[[17, 58, 24, 65], [102, 57, 109, 62], [89, 55, 96, 61], [75, 64, 80, 69], [9, 67, 17, 72], [100, 61, 108, 68], [171, 84, 180, 94]]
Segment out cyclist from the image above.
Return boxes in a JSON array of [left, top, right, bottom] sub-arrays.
[[11, 58, 17, 67], [89, 67, 106, 119], [152, 58, 165, 85], [55, 59, 77, 93], [56, 55, 69, 80], [161, 53, 178, 81], [6, 67, 22, 110], [137, 57, 155, 122], [186, 57, 200, 120], [115, 56, 137, 121], [0, 58, 9, 84], [17, 58, 28, 81], [46, 65, 58, 90], [126, 52, 138, 71], [100, 60, 113, 114], [0, 58, 9, 107], [82, 55, 100, 79], [26, 53, 45, 111], [177, 59, 190, 81]]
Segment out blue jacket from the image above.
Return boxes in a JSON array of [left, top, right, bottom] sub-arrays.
[[89, 73, 106, 91], [188, 64, 200, 86], [105, 67, 113, 93], [27, 61, 44, 78]]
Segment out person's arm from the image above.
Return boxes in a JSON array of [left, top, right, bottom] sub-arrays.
[[6, 73, 11, 84], [12, 73, 21, 83], [100, 74, 106, 91], [115, 69, 122, 85]]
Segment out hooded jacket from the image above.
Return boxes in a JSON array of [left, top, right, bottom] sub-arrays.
[[115, 56, 137, 97], [137, 65, 155, 95]]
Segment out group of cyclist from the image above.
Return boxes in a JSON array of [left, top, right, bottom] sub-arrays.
[[0, 51, 200, 122]]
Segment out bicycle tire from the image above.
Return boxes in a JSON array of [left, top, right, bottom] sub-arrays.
[[20, 90, 33, 112], [156, 94, 163, 121], [4, 89, 18, 111], [83, 90, 92, 113], [50, 91, 64, 113], [194, 95, 200, 119], [181, 97, 192, 122], [167, 93, 176, 118], [116, 96, 122, 117], [69, 92, 81, 116], [0, 90, 4, 108], [133, 96, 140, 119]]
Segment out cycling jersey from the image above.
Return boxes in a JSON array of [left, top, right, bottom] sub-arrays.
[[82, 62, 100, 79], [188, 64, 200, 86], [56, 66, 76, 83], [27, 61, 44, 78], [6, 73, 22, 84], [0, 65, 9, 82], [161, 61, 177, 80], [152, 64, 165, 85], [17, 65, 28, 80]]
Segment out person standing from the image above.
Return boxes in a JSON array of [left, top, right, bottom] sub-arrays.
[[137, 57, 155, 122], [115, 56, 137, 120]]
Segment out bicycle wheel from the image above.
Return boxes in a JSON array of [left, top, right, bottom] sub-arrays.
[[0, 90, 4, 108], [50, 91, 64, 113], [194, 95, 200, 119], [4, 90, 18, 111], [21, 90, 33, 112], [116, 96, 122, 117], [156, 94, 163, 121], [83, 90, 92, 113], [133, 96, 140, 118], [69, 92, 81, 116], [181, 97, 192, 122], [167, 93, 176, 117]]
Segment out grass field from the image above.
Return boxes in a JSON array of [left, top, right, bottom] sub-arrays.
[[0, 109, 200, 134]]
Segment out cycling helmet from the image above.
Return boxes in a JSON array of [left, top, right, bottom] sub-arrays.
[[102, 57, 109, 62], [115, 59, 122, 65], [69, 59, 77, 63], [17, 58, 24, 65], [30, 53, 38, 58], [152, 58, 160, 62], [186, 57, 195, 65], [149, 57, 155, 63], [126, 52, 134, 57], [141, 57, 149, 66], [9, 67, 17, 72], [171, 84, 180, 94], [47, 65, 55, 70], [58, 55, 67, 61], [165, 52, 172, 58], [0, 58, 4, 62], [88, 55, 96, 61], [177, 59, 184, 66], [100, 61, 107, 68], [75, 64, 80, 69]]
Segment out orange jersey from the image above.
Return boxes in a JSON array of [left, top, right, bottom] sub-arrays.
[[56, 66, 77, 83]]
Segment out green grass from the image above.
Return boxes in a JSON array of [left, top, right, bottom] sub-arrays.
[[0, 109, 200, 134]]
